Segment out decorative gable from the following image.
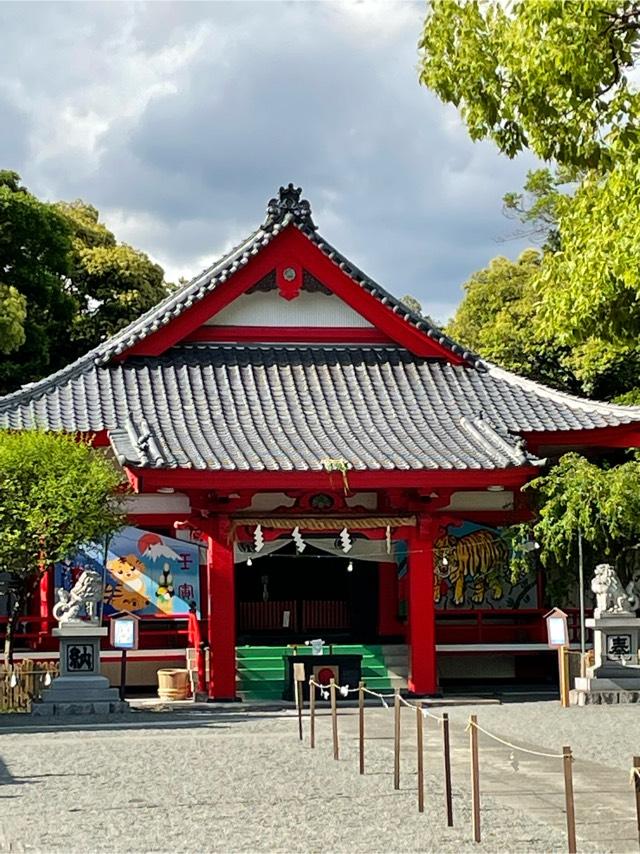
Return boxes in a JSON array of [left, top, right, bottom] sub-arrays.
[[117, 185, 471, 361]]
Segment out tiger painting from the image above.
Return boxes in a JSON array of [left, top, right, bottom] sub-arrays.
[[434, 528, 509, 606]]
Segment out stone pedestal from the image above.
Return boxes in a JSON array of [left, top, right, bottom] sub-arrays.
[[32, 625, 128, 716], [572, 614, 640, 705]]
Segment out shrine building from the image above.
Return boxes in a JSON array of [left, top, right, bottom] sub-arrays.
[[2, 184, 640, 700]]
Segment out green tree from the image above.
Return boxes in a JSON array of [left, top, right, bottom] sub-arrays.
[[0, 431, 126, 665], [419, 1, 640, 170], [514, 453, 640, 601], [446, 250, 584, 393], [421, 1, 640, 402], [55, 201, 169, 357], [0, 172, 75, 392], [0, 175, 171, 394]]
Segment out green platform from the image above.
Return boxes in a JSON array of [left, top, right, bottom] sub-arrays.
[[236, 644, 394, 700]]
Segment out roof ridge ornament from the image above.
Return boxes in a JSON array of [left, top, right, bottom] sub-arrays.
[[265, 183, 317, 230]]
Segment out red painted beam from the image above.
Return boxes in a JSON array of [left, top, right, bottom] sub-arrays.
[[124, 466, 541, 494], [522, 424, 640, 451], [182, 325, 393, 344]]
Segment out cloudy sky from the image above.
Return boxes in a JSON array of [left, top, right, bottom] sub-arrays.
[[0, 0, 536, 322]]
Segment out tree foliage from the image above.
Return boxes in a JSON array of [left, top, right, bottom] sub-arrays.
[[522, 453, 640, 600], [423, 3, 640, 402], [55, 201, 168, 357], [445, 249, 585, 392], [0, 175, 171, 395], [419, 0, 640, 170], [0, 431, 126, 663], [420, 1, 640, 598], [0, 171, 75, 391]]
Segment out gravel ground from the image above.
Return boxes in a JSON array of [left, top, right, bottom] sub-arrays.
[[0, 708, 586, 854], [442, 699, 640, 770]]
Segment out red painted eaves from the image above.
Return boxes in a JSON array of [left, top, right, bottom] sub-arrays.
[[125, 465, 540, 494]]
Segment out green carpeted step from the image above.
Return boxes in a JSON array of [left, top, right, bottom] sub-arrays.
[[236, 644, 399, 700]]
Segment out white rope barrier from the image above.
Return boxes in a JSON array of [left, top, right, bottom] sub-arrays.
[[465, 716, 565, 759], [308, 678, 359, 699]]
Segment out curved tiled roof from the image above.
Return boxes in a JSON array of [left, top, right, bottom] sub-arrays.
[[1, 344, 639, 472], [0, 185, 484, 419], [1, 185, 639, 473]]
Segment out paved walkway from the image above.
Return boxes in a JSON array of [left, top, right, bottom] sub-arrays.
[[0, 702, 637, 852]]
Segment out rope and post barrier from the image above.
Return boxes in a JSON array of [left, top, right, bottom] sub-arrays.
[[358, 680, 365, 775], [469, 714, 481, 843], [300, 680, 601, 854], [309, 677, 316, 749], [563, 746, 577, 854], [293, 663, 305, 742], [442, 712, 454, 827], [329, 678, 339, 761], [393, 688, 401, 790], [632, 757, 640, 847], [416, 700, 425, 813]]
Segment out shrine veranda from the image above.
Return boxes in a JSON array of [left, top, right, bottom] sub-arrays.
[[1, 184, 640, 700]]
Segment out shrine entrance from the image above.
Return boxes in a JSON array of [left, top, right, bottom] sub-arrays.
[[235, 542, 379, 644]]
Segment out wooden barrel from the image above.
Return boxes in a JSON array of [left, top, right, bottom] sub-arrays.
[[157, 668, 189, 701]]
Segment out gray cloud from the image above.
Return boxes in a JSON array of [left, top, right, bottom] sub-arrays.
[[0, 1, 537, 322]]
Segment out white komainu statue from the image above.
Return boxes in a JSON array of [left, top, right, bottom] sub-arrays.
[[53, 568, 104, 624], [591, 563, 633, 617]]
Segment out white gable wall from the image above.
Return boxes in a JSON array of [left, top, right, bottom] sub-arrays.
[[205, 291, 373, 328]]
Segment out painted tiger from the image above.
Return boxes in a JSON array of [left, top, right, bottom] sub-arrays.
[[434, 529, 509, 605]]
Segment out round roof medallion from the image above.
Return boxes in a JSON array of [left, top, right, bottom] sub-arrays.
[[310, 493, 334, 510], [283, 266, 297, 282]]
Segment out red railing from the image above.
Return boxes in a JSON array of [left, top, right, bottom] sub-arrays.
[[302, 600, 349, 631], [238, 601, 296, 632], [435, 608, 590, 645]]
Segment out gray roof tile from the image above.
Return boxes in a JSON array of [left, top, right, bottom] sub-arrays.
[[2, 344, 638, 472]]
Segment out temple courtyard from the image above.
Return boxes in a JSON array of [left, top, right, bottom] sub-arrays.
[[0, 700, 638, 853]]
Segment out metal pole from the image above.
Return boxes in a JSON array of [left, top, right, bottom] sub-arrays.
[[578, 529, 586, 675], [119, 649, 127, 702]]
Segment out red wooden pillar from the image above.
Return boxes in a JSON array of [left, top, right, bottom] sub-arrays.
[[39, 569, 50, 646], [206, 518, 237, 700], [407, 517, 437, 695], [377, 562, 404, 637]]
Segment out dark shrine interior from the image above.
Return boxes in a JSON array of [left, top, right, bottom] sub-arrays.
[[235, 542, 379, 643]]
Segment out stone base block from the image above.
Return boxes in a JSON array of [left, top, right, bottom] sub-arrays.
[[32, 699, 129, 716], [32, 673, 129, 716], [572, 675, 640, 705]]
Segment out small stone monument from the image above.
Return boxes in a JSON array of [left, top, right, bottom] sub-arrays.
[[33, 568, 127, 715], [574, 563, 640, 705]]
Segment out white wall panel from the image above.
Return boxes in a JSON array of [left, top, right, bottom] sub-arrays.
[[205, 291, 373, 327]]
